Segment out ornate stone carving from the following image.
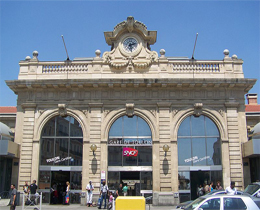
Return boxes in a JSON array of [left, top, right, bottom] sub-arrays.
[[193, 103, 203, 117], [126, 103, 134, 117], [58, 104, 67, 117], [218, 109, 225, 117]]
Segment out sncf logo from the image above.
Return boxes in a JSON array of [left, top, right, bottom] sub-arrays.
[[123, 148, 138, 157]]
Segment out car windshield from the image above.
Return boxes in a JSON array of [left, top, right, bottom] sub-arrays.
[[184, 197, 206, 210], [244, 184, 260, 195]]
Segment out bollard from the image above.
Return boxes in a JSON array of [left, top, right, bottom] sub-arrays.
[[116, 196, 145, 210]]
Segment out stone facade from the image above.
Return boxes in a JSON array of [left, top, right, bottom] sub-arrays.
[[6, 17, 256, 205]]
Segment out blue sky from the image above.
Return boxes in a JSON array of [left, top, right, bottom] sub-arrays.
[[0, 1, 259, 106]]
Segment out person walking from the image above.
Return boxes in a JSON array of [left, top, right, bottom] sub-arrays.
[[122, 184, 128, 196], [116, 183, 123, 198], [29, 180, 38, 204], [225, 181, 237, 195], [9, 184, 17, 210], [98, 180, 109, 209], [86, 181, 94, 207], [65, 181, 70, 205]]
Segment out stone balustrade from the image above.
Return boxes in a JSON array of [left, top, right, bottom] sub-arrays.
[[42, 62, 89, 73], [171, 61, 220, 73]]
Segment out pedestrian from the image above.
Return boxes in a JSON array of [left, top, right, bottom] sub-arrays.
[[107, 191, 113, 210], [225, 181, 237, 195], [30, 180, 38, 194], [122, 184, 128, 196], [210, 181, 214, 192], [116, 183, 123, 198], [30, 180, 38, 204], [9, 184, 17, 210], [65, 181, 70, 205], [98, 180, 109, 209], [23, 181, 29, 194], [197, 185, 204, 196], [215, 181, 223, 190], [86, 181, 94, 207], [204, 183, 210, 194]]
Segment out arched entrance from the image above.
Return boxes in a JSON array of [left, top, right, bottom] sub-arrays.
[[107, 115, 152, 197], [177, 115, 222, 202], [39, 115, 83, 204]]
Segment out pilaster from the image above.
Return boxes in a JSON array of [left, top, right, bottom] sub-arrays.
[[18, 103, 37, 190], [224, 100, 244, 189]]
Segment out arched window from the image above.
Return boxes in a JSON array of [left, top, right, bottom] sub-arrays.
[[40, 116, 83, 166], [108, 115, 152, 166], [177, 115, 221, 166]]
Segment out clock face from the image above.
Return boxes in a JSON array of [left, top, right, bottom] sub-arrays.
[[123, 37, 138, 53]]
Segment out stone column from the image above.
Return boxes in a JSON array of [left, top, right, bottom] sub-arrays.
[[19, 103, 37, 190]]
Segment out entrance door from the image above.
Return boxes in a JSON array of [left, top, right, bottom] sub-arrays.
[[190, 171, 210, 200], [51, 171, 70, 204], [121, 172, 140, 196]]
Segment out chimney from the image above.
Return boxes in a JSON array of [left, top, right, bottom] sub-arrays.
[[246, 93, 258, 105]]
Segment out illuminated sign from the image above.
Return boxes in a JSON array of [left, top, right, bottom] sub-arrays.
[[123, 148, 138, 157]]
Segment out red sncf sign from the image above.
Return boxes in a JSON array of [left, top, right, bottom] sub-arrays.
[[123, 148, 138, 157]]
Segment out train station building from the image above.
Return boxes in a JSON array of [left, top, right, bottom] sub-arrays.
[[4, 17, 257, 205]]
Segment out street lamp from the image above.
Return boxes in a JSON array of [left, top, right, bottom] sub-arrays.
[[90, 144, 97, 157], [163, 144, 169, 157]]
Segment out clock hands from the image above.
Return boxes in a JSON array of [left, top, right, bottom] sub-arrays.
[[128, 42, 137, 52]]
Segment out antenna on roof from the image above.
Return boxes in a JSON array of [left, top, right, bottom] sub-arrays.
[[191, 33, 198, 60], [61, 35, 70, 61]]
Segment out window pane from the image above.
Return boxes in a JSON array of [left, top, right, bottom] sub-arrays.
[[123, 116, 137, 136], [56, 116, 69, 136], [224, 198, 247, 210], [200, 198, 220, 210], [178, 139, 192, 166], [178, 172, 190, 190], [70, 139, 83, 166], [70, 118, 83, 137], [108, 172, 120, 191], [138, 118, 151, 136], [123, 146, 137, 166], [207, 138, 221, 165], [42, 117, 55, 136], [191, 116, 205, 136], [138, 146, 152, 166], [108, 147, 122, 166], [41, 138, 55, 165], [55, 138, 69, 165], [70, 172, 82, 190], [205, 117, 219, 136], [109, 117, 123, 136], [141, 172, 152, 190], [192, 138, 207, 166], [178, 117, 191, 136]]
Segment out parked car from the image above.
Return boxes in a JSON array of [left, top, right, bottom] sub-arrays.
[[176, 190, 245, 209], [183, 194, 260, 210], [244, 182, 260, 197]]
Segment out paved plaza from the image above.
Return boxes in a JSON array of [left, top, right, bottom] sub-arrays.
[[0, 204, 178, 210]]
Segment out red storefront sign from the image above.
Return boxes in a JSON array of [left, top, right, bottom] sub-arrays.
[[123, 148, 138, 157]]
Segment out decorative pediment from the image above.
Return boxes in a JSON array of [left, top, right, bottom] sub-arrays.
[[103, 16, 158, 71]]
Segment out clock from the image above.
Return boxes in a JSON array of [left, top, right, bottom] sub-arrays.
[[123, 37, 138, 53]]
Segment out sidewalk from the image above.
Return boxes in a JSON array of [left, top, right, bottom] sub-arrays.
[[0, 204, 178, 210]]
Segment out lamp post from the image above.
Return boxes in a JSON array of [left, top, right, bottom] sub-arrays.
[[90, 144, 97, 157], [163, 144, 169, 157]]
